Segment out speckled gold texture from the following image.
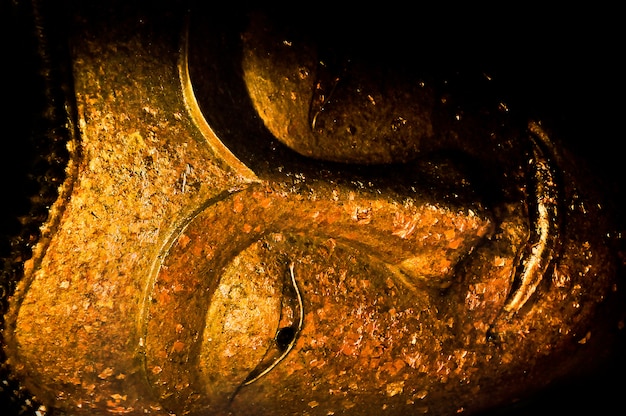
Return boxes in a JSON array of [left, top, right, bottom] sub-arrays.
[[3, 4, 624, 416]]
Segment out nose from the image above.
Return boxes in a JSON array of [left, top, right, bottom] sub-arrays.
[[142, 180, 493, 412]]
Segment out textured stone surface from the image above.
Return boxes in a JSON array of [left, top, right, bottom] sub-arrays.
[[2, 3, 624, 416]]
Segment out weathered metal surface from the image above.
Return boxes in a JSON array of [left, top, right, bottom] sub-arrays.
[[2, 3, 625, 416]]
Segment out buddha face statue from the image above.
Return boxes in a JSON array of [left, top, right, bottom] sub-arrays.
[[1, 3, 624, 416]]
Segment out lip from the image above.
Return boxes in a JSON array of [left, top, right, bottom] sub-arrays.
[[183, 5, 563, 338], [138, 9, 619, 414], [2, 4, 624, 416]]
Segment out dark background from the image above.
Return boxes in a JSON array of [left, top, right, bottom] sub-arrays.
[[1, 1, 623, 415]]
